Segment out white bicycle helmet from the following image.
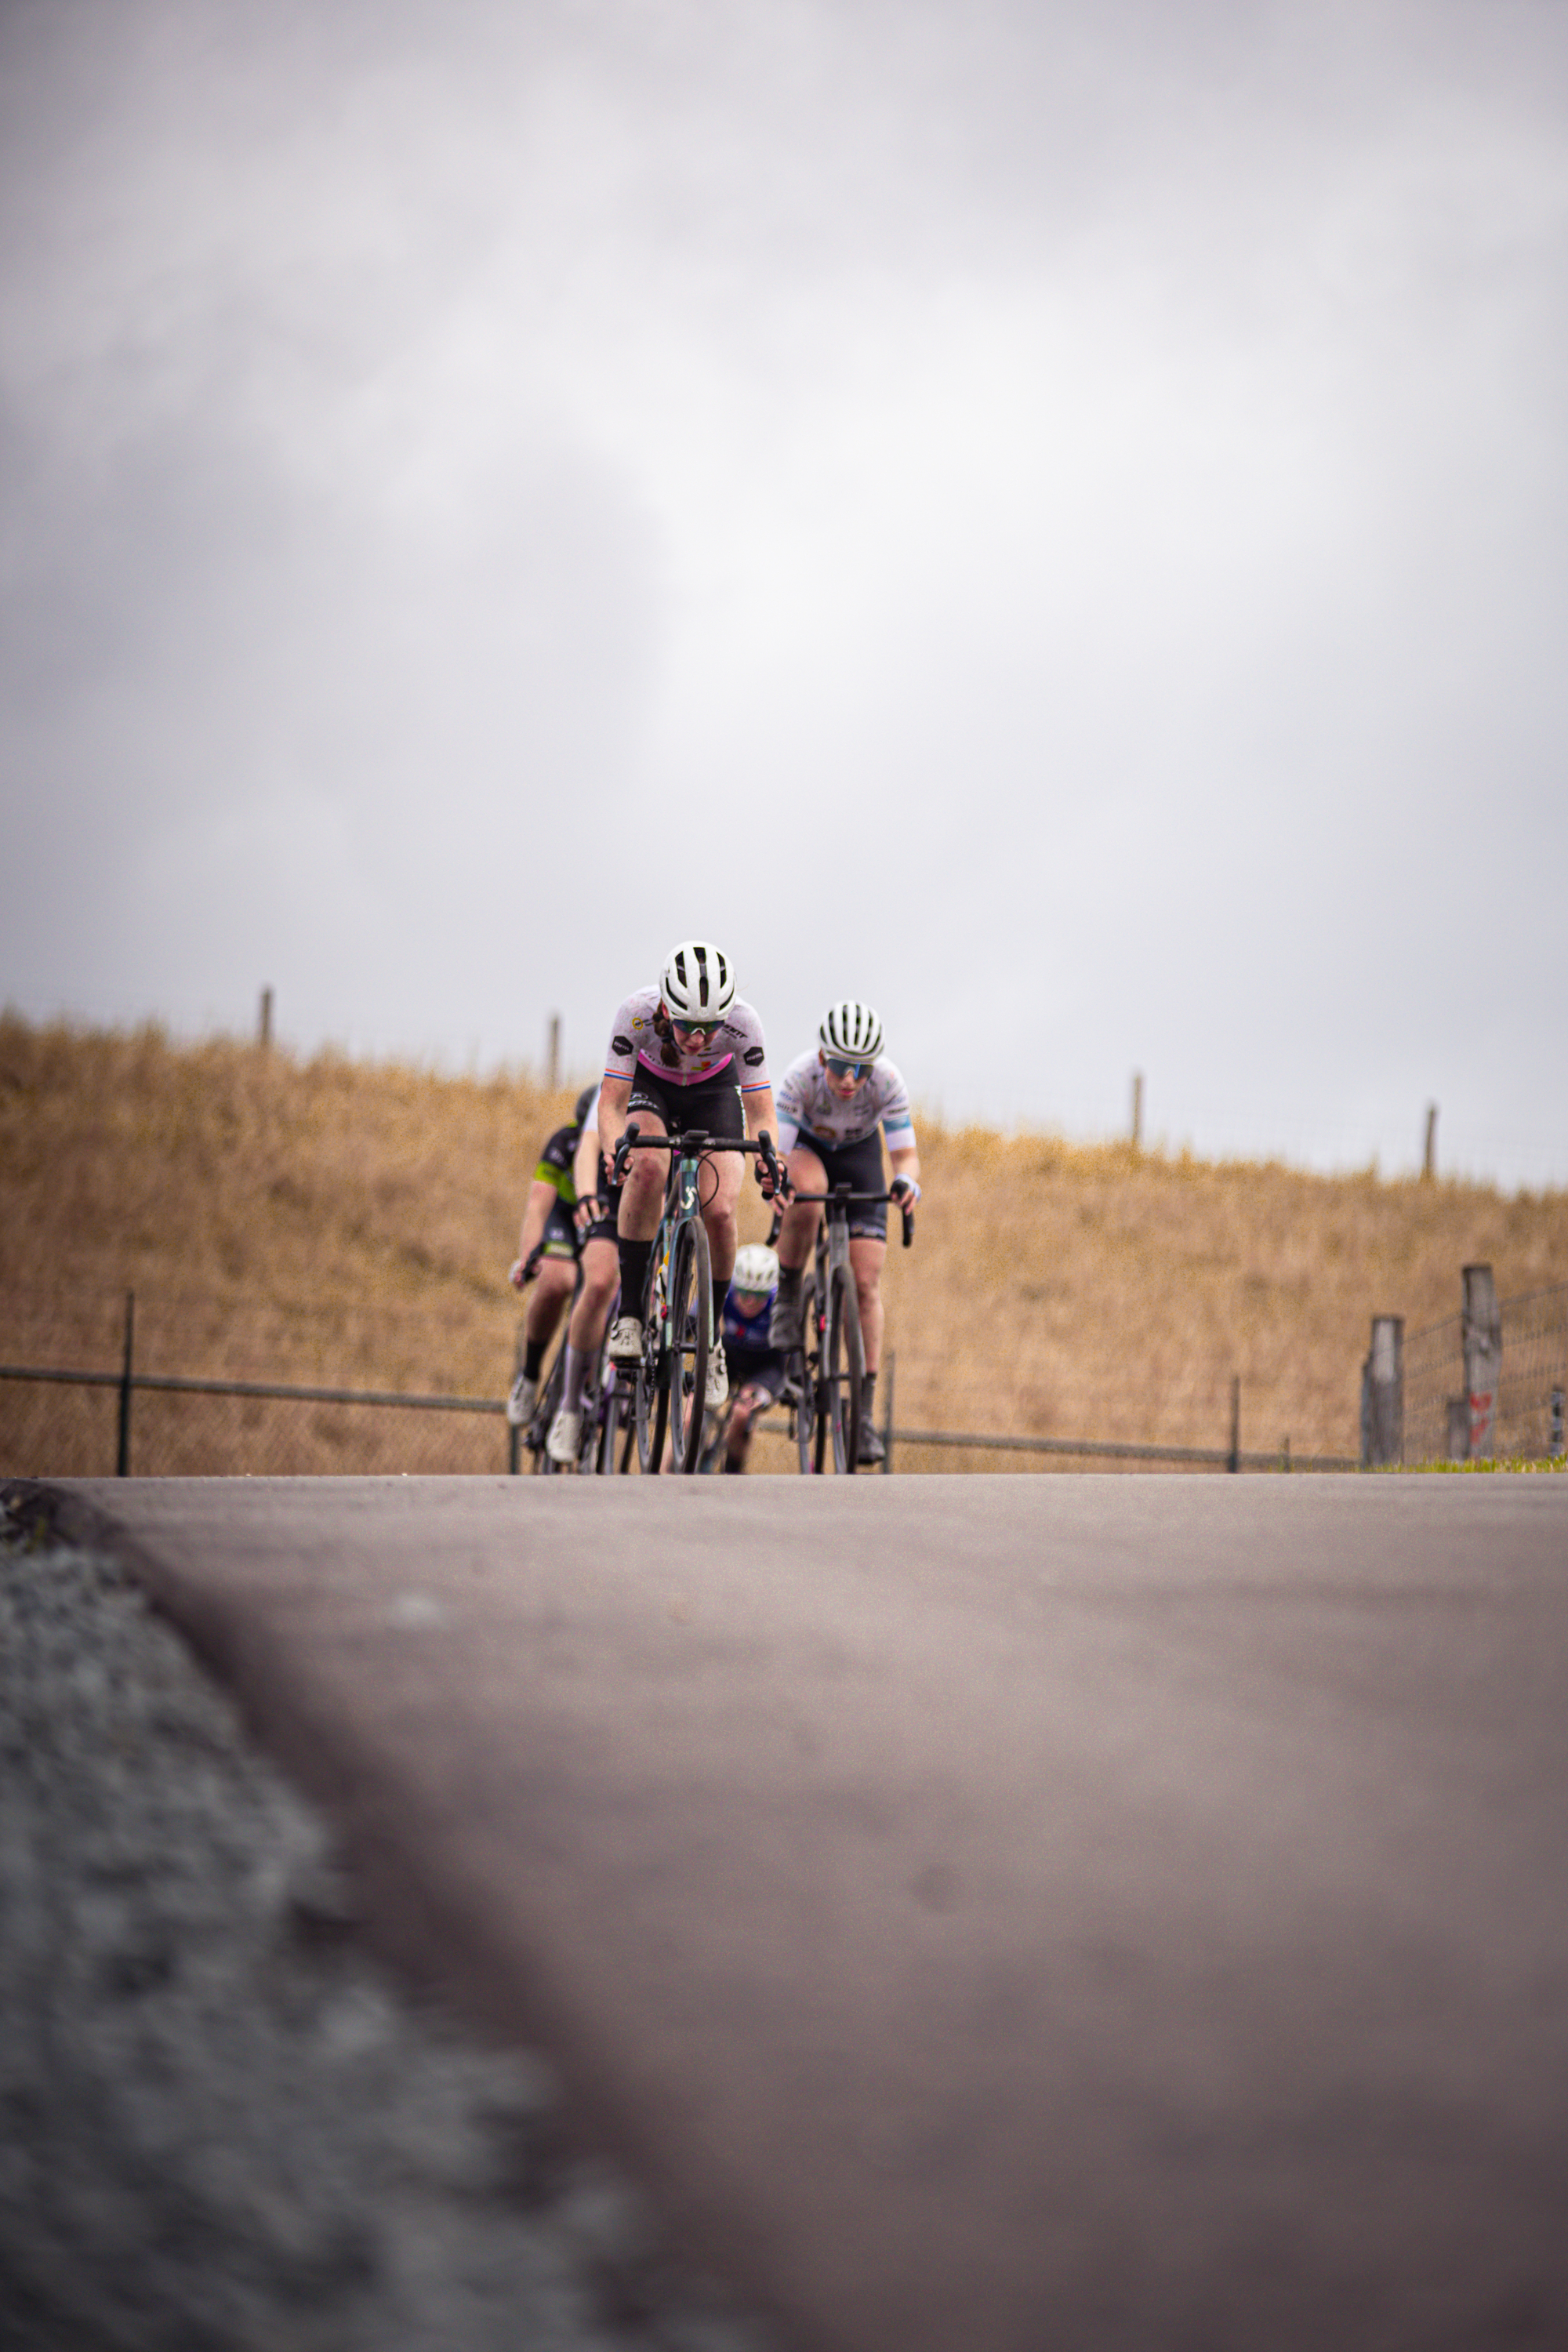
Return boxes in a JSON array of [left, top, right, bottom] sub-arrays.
[[661, 940, 735, 1020], [818, 1000, 883, 1062], [732, 1243, 779, 1294]]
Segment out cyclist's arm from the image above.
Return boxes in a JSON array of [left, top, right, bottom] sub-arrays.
[[887, 1142, 921, 1206], [510, 1178, 560, 1285], [742, 1085, 782, 1195], [571, 1120, 605, 1227], [597, 1073, 634, 1171]]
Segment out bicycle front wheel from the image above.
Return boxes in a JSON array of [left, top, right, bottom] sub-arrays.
[[793, 1272, 818, 1474], [826, 1262, 866, 1473], [635, 1246, 670, 1474], [666, 1218, 712, 1475], [531, 1348, 569, 1475], [597, 1366, 626, 1474]]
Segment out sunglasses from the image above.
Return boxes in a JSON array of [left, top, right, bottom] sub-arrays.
[[673, 1017, 723, 1038], [824, 1055, 869, 1080]]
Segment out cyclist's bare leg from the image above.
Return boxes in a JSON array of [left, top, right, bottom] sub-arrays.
[[725, 1381, 769, 1469], [848, 1233, 886, 1375], [775, 1144, 827, 1270], [524, 1257, 575, 1352], [568, 1236, 620, 1354], [616, 1108, 669, 1242], [699, 1146, 744, 1283]]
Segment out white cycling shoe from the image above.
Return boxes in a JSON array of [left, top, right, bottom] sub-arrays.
[[546, 1407, 583, 1467], [506, 1371, 538, 1428], [607, 1315, 644, 1365], [705, 1341, 729, 1410]]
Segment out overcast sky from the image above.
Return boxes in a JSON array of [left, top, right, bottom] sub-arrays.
[[3, 0, 1564, 1186]]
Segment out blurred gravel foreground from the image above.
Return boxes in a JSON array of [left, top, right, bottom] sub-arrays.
[[0, 1503, 771, 2352]]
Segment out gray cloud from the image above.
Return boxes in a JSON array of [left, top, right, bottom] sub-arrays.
[[3, 0, 1565, 1180]]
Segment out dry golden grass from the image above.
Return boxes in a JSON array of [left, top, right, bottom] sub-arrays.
[[3, 1012, 1564, 1475]]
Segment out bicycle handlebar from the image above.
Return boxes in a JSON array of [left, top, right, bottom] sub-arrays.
[[766, 1181, 916, 1249], [612, 1120, 783, 1195]]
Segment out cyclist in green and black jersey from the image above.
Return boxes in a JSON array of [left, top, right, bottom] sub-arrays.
[[506, 1083, 615, 1428]]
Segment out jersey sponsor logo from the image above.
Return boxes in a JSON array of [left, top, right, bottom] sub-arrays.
[[630, 1015, 645, 1030], [743, 1045, 765, 1066], [612, 1034, 633, 1054]]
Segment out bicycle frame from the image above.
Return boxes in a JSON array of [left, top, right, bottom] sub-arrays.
[[776, 1181, 913, 1474]]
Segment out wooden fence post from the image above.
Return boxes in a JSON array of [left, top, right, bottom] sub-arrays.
[[546, 1014, 561, 1092], [1131, 1072, 1143, 1152], [881, 1348, 895, 1475], [259, 987, 273, 1051], [1423, 1103, 1437, 1180], [1227, 1375, 1240, 1472], [1462, 1263, 1501, 1461], [1360, 1315, 1404, 1465], [1552, 1387, 1565, 1459], [116, 1290, 135, 1477]]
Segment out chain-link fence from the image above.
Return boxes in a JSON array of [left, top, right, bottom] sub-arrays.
[[5, 1280, 1367, 1480], [1403, 1280, 1568, 1465], [2, 1283, 517, 1478]]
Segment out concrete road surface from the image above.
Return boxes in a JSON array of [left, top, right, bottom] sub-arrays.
[[33, 1473, 1568, 2352]]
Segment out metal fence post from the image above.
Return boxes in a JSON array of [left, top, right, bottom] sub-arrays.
[[881, 1348, 895, 1474], [1360, 1316, 1404, 1466], [116, 1290, 135, 1476], [1462, 1264, 1501, 1461]]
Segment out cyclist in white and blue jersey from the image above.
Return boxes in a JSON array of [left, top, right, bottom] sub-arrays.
[[770, 1000, 920, 1465], [715, 1243, 789, 1473]]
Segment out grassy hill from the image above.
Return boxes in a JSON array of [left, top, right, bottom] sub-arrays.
[[3, 1014, 1564, 1476]]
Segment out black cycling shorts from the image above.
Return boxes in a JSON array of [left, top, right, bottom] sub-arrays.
[[544, 1163, 622, 1258], [791, 1126, 890, 1240], [626, 1065, 746, 1145], [727, 1346, 789, 1404]]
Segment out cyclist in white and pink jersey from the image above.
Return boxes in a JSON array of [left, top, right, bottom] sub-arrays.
[[771, 998, 920, 1465], [597, 940, 780, 1412]]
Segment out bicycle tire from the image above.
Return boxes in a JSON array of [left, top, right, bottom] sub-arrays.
[[793, 1271, 818, 1474], [666, 1218, 712, 1475], [530, 1348, 570, 1475], [813, 1239, 831, 1473], [827, 1261, 865, 1474], [635, 1240, 670, 1473], [573, 1345, 607, 1474], [597, 1367, 626, 1474]]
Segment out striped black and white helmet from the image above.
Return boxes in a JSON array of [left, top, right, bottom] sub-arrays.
[[661, 940, 735, 1019], [818, 1000, 884, 1062]]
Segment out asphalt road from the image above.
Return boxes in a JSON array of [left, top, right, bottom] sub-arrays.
[[36, 1473, 1568, 2352]]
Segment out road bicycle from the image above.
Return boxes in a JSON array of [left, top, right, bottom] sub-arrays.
[[513, 1248, 625, 1475], [775, 1182, 913, 1474], [612, 1122, 782, 1475]]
